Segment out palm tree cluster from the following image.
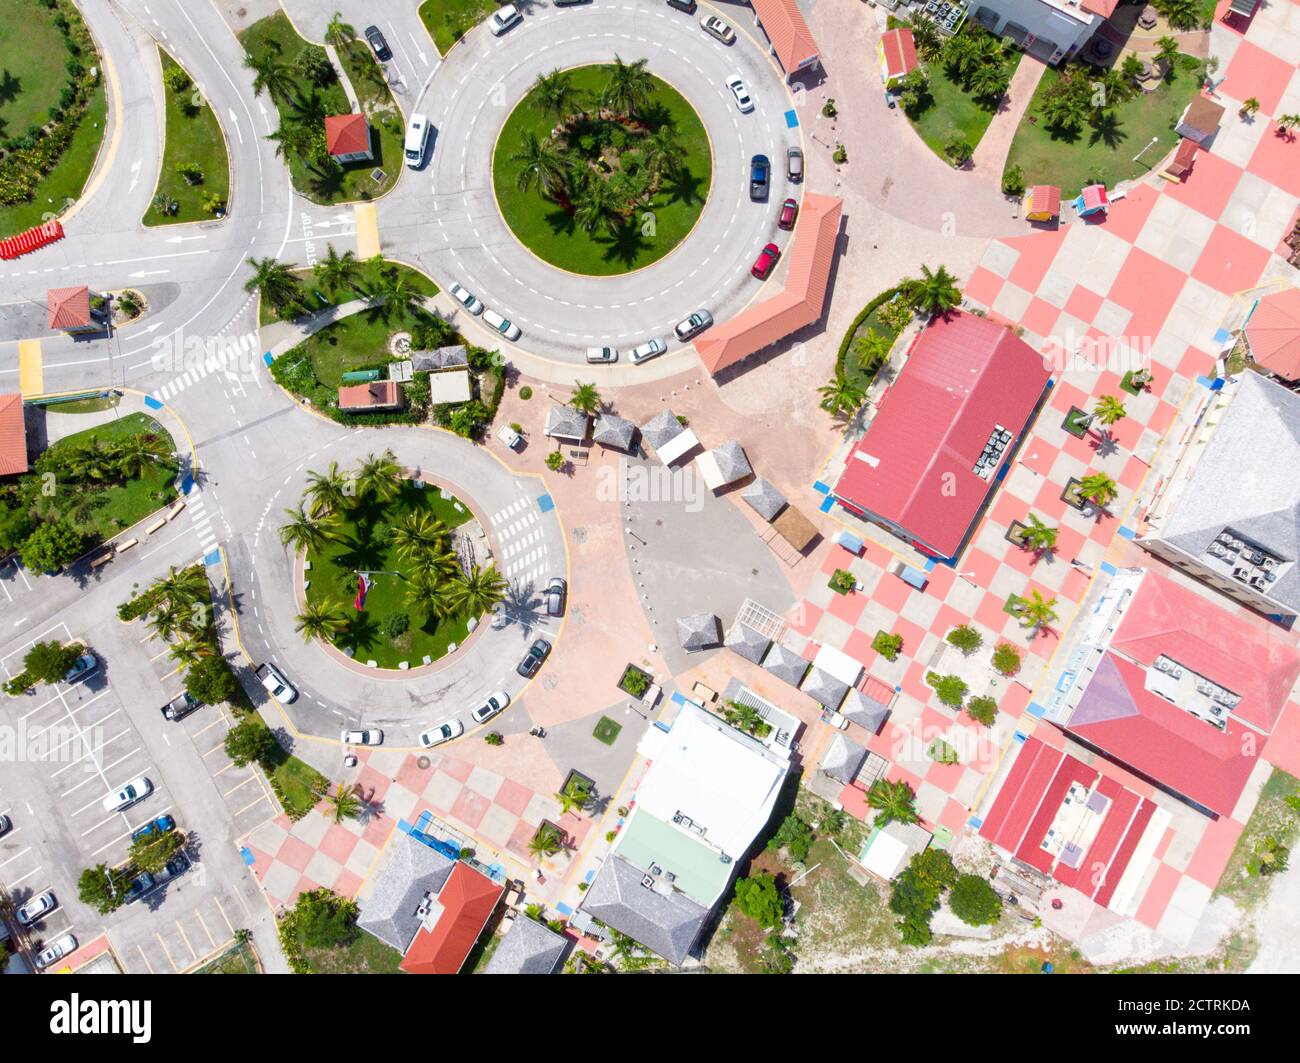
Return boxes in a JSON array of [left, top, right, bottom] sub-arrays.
[[1037, 61, 1140, 140], [940, 25, 1014, 102], [33, 429, 174, 488], [141, 565, 216, 667], [511, 58, 691, 235]]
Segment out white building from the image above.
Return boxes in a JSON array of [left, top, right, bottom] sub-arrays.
[[967, 0, 1114, 65]]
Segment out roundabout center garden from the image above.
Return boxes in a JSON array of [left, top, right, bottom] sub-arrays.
[[281, 450, 508, 670], [492, 58, 712, 275]]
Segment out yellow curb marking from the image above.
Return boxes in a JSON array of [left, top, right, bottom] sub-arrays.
[[353, 202, 380, 258], [17, 340, 42, 397]]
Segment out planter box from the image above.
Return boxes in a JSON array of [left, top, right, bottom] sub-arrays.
[[1062, 406, 1092, 439], [1005, 520, 1029, 547], [1060, 477, 1087, 510], [617, 663, 653, 698]]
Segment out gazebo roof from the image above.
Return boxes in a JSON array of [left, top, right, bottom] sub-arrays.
[[762, 643, 809, 686], [640, 408, 685, 449], [820, 733, 868, 785], [544, 404, 590, 441], [840, 686, 892, 734], [724, 622, 771, 664], [676, 613, 722, 651], [742, 477, 788, 521], [707, 441, 752, 485], [800, 666, 849, 709], [592, 412, 637, 450]]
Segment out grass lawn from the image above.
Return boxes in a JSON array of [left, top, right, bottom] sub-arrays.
[[304, 481, 476, 669], [593, 716, 622, 745], [0, 0, 74, 136], [258, 261, 437, 327], [842, 304, 903, 392], [32, 413, 179, 543], [1214, 768, 1299, 910], [418, 0, 495, 57], [239, 713, 328, 818], [143, 49, 231, 226], [44, 392, 121, 415], [492, 64, 712, 276], [238, 14, 401, 205], [194, 938, 261, 974], [904, 55, 1018, 164], [304, 929, 405, 974], [1003, 54, 1202, 192]]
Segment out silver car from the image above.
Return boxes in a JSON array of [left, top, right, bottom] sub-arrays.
[[450, 282, 484, 315], [341, 728, 383, 746], [700, 15, 735, 44], [17, 891, 57, 926], [787, 146, 804, 182], [726, 76, 753, 114], [36, 932, 77, 970], [630, 338, 667, 364], [488, 3, 522, 35], [586, 346, 618, 363], [419, 720, 464, 748], [483, 309, 521, 341], [471, 691, 511, 724], [674, 311, 713, 341]]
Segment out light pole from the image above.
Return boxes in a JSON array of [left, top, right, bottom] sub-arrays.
[[1132, 135, 1159, 164]]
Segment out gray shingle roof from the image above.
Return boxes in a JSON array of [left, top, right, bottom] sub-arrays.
[[800, 666, 850, 709], [592, 412, 637, 450], [762, 643, 809, 686], [724, 622, 771, 664], [708, 440, 752, 484], [356, 834, 456, 952], [677, 613, 721, 651], [742, 477, 788, 521], [544, 404, 591, 442], [640, 409, 685, 449], [1145, 373, 1300, 613], [579, 854, 710, 966], [411, 345, 468, 372], [840, 687, 892, 734], [483, 915, 570, 975], [820, 732, 868, 785]]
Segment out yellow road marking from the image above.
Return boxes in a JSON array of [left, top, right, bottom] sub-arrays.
[[353, 202, 380, 258], [17, 340, 42, 396], [155, 933, 179, 971], [175, 919, 197, 960], [212, 895, 236, 936], [194, 908, 217, 948]]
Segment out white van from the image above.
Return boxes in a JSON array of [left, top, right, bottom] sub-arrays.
[[404, 113, 431, 169]]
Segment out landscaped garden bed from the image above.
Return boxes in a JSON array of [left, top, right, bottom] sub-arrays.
[[593, 715, 623, 745], [418, 0, 497, 56], [144, 48, 231, 225], [617, 663, 653, 697]]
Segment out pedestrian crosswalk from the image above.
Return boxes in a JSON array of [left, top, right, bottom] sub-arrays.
[[186, 486, 219, 562], [149, 331, 258, 405], [491, 498, 550, 585]]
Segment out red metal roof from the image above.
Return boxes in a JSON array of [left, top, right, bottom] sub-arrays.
[[833, 311, 1051, 558], [338, 381, 402, 410], [694, 194, 842, 374], [47, 285, 90, 330], [399, 863, 503, 975], [0, 393, 28, 476], [1080, 0, 1120, 16], [1245, 287, 1300, 381], [1078, 184, 1109, 211], [324, 113, 371, 157], [1026, 185, 1060, 217], [880, 28, 918, 81], [751, 0, 820, 74]]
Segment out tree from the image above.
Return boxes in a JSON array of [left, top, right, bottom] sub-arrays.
[[153, 192, 179, 216], [511, 131, 571, 201], [903, 16, 942, 61], [946, 624, 983, 654], [950, 874, 1003, 926], [927, 671, 969, 708], [852, 330, 893, 374], [572, 177, 622, 234], [817, 375, 865, 418], [1153, 0, 1205, 29], [529, 823, 566, 860], [323, 11, 356, 51], [545, 450, 565, 472], [266, 121, 312, 162], [643, 126, 688, 178], [313, 245, 360, 297], [23, 640, 81, 684], [602, 54, 654, 115], [992, 643, 1022, 676], [906, 264, 962, 316], [1092, 394, 1126, 432], [531, 68, 582, 119], [873, 630, 904, 661], [295, 599, 348, 642], [325, 783, 362, 823], [966, 695, 998, 727], [19, 521, 85, 574], [1241, 96, 1261, 116], [304, 462, 352, 517], [366, 268, 423, 325], [243, 256, 299, 310], [1039, 70, 1091, 132], [355, 450, 402, 501], [243, 51, 295, 102], [111, 432, 173, 479], [889, 848, 957, 946], [1019, 513, 1058, 556], [279, 503, 340, 554], [569, 381, 601, 414], [967, 59, 1009, 101], [1156, 36, 1180, 71], [1015, 590, 1058, 634], [1002, 163, 1026, 197], [225, 718, 279, 768], [130, 830, 184, 875], [390, 511, 448, 563], [766, 814, 814, 863], [944, 137, 974, 167], [867, 778, 920, 828], [282, 888, 358, 959], [1078, 472, 1118, 509], [185, 655, 240, 705], [167, 635, 212, 669], [449, 564, 508, 617], [78, 864, 132, 915], [733, 873, 783, 928]]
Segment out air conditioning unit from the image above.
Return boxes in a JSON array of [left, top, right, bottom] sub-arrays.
[[641, 875, 655, 889]]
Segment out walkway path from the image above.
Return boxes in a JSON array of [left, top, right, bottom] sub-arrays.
[[970, 58, 1047, 186]]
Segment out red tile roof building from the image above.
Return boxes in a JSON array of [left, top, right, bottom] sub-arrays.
[[878, 28, 918, 83], [832, 311, 1051, 559], [324, 114, 373, 162], [750, 0, 820, 76], [399, 863, 503, 974], [1245, 287, 1300, 381], [694, 194, 842, 374], [1080, 0, 1120, 16], [47, 285, 93, 331], [0, 393, 28, 476], [338, 381, 403, 411]]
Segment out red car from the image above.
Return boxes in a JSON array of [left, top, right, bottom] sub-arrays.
[[778, 197, 798, 230], [751, 242, 780, 279]]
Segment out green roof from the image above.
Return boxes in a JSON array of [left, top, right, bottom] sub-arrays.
[[613, 810, 733, 906]]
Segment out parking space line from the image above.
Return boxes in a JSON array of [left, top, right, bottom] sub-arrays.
[[0, 846, 31, 868], [135, 945, 156, 974], [174, 920, 197, 961], [155, 933, 180, 972], [213, 892, 244, 928], [222, 774, 258, 799], [8, 865, 42, 887], [235, 793, 272, 817], [193, 908, 217, 949], [64, 750, 146, 801], [45, 724, 129, 768]]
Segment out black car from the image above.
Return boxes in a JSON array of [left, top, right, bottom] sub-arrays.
[[160, 691, 201, 722], [516, 638, 552, 678], [749, 154, 770, 202], [364, 25, 391, 62]]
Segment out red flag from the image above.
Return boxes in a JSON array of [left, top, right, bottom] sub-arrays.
[[354, 573, 369, 611]]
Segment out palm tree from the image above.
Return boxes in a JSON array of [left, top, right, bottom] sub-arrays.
[[110, 433, 172, 479], [1241, 96, 1261, 117], [852, 331, 892, 373], [553, 787, 590, 817], [243, 51, 295, 103], [572, 178, 622, 234], [528, 823, 566, 860], [1157, 0, 1204, 30], [906, 264, 962, 317], [152, 565, 209, 614], [1078, 472, 1118, 509], [243, 256, 299, 310], [279, 503, 340, 553], [366, 268, 422, 324], [642, 127, 687, 178], [569, 381, 601, 414], [355, 451, 402, 502], [532, 69, 582, 119], [147, 603, 187, 643], [1016, 590, 1059, 635], [266, 121, 312, 162], [817, 375, 865, 418], [511, 131, 571, 201], [867, 779, 919, 828], [312, 245, 360, 297], [288, 88, 330, 128], [967, 60, 1009, 101], [325, 783, 363, 824], [295, 599, 348, 642], [167, 636, 212, 668], [390, 511, 448, 562], [404, 570, 451, 619], [601, 54, 654, 115], [304, 461, 352, 516], [1277, 114, 1300, 134], [1019, 514, 1058, 555], [324, 11, 356, 52], [1092, 395, 1126, 430], [1156, 36, 1180, 71], [904, 17, 942, 61], [449, 565, 508, 617]]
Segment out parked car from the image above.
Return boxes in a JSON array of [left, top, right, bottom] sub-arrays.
[[35, 932, 77, 970], [341, 728, 383, 746], [517, 638, 552, 678], [700, 15, 735, 43], [131, 814, 176, 844], [471, 691, 511, 724], [667, 0, 697, 11], [553, 0, 590, 5], [17, 891, 57, 926], [419, 719, 464, 748], [749, 154, 770, 201], [450, 282, 484, 315], [155, 852, 191, 886], [255, 663, 297, 704], [123, 871, 157, 904], [488, 3, 522, 35], [102, 776, 152, 814], [496, 423, 523, 450], [544, 576, 567, 617], [404, 112, 432, 169], [364, 25, 391, 61], [160, 691, 200, 722], [483, 309, 521, 341], [674, 310, 713, 341], [751, 242, 781, 280], [585, 346, 618, 363], [64, 651, 97, 684], [726, 75, 753, 113], [630, 338, 667, 364], [786, 146, 804, 182], [778, 197, 799, 230], [0, 813, 10, 837]]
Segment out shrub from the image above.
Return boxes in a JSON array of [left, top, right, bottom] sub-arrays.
[[619, 666, 650, 697], [20, 521, 85, 573], [185, 655, 240, 705], [873, 631, 903, 661], [829, 569, 856, 595], [822, 98, 837, 117], [733, 872, 783, 928], [545, 451, 564, 471], [832, 143, 848, 164], [519, 386, 533, 400], [23, 641, 82, 684], [992, 643, 1021, 675], [3, 672, 35, 696], [944, 137, 973, 166], [162, 66, 192, 94], [766, 814, 814, 863], [384, 613, 409, 639], [926, 671, 968, 708], [966, 695, 997, 726], [949, 874, 1003, 926], [485, 732, 503, 746], [1002, 163, 1025, 197], [946, 624, 983, 654]]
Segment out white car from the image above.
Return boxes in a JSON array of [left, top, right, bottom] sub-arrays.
[[419, 719, 464, 748], [17, 891, 57, 926], [404, 112, 432, 169], [630, 338, 667, 364], [586, 346, 618, 364], [700, 15, 735, 44], [102, 776, 152, 814], [36, 932, 77, 969], [726, 76, 753, 114], [488, 3, 522, 35], [256, 663, 297, 704], [483, 309, 522, 341], [471, 690, 511, 724], [341, 728, 383, 746], [496, 423, 523, 450], [450, 282, 484, 315]]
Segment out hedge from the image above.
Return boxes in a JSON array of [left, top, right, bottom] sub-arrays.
[[835, 285, 904, 380]]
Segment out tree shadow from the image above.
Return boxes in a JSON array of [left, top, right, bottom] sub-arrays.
[[660, 166, 705, 207], [542, 205, 577, 237], [0, 70, 20, 107], [594, 223, 652, 269], [1088, 112, 1128, 149]]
